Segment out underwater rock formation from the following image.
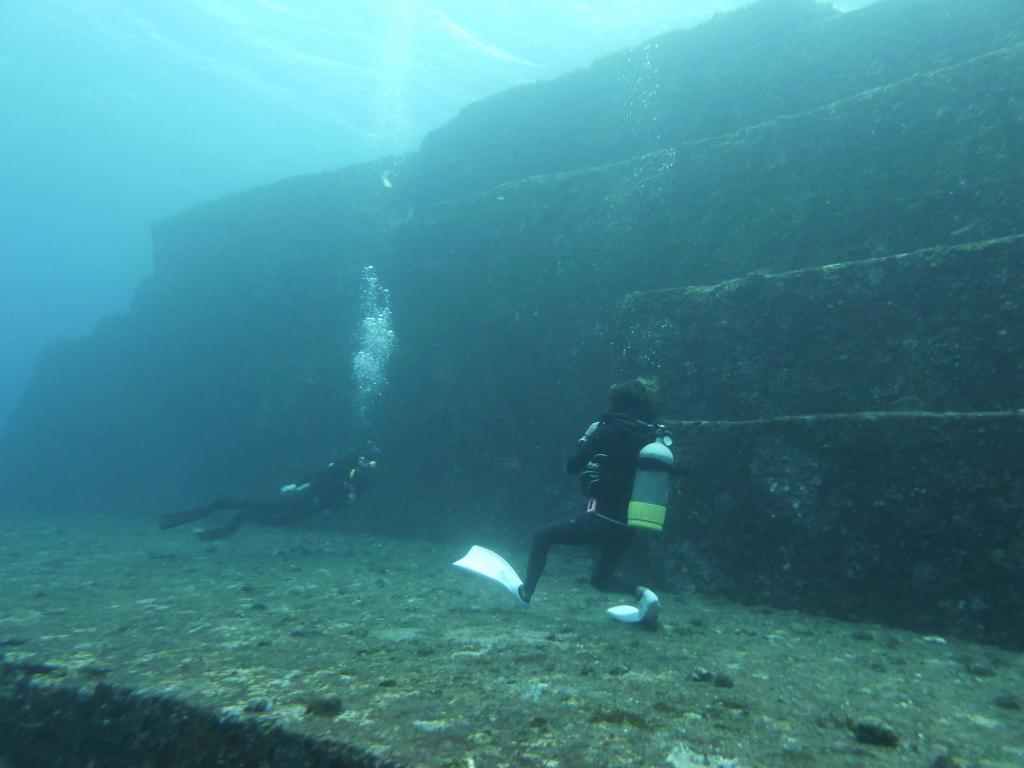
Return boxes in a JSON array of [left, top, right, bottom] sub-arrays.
[[0, 662, 398, 767], [660, 410, 1024, 646], [618, 236, 1024, 419], [407, 0, 1024, 202], [370, 39, 1024, 557], [1, 0, 1023, 646]]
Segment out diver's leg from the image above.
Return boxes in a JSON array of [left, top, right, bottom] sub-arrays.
[[589, 524, 637, 595], [522, 516, 601, 598], [158, 498, 262, 530], [158, 501, 221, 530], [195, 513, 246, 541]]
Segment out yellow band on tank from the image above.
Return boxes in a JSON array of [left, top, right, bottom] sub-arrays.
[[627, 501, 665, 532]]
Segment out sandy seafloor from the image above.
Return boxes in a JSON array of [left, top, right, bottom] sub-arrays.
[[0, 516, 1021, 768]]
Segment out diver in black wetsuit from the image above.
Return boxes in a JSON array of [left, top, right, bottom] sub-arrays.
[[519, 378, 670, 603], [159, 455, 378, 540]]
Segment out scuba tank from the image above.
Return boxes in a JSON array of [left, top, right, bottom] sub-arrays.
[[627, 431, 674, 532]]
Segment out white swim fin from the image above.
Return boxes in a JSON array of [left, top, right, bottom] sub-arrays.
[[607, 587, 660, 624], [453, 545, 528, 605]]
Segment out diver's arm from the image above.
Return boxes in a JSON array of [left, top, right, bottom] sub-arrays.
[[300, 458, 348, 485], [565, 421, 603, 474]]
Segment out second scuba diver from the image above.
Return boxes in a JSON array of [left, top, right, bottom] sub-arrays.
[[518, 377, 671, 604], [158, 454, 378, 540]]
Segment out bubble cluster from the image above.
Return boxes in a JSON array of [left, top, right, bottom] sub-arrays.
[[352, 266, 396, 431]]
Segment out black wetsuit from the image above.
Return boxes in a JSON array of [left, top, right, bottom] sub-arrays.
[[522, 412, 661, 597], [159, 457, 373, 540]]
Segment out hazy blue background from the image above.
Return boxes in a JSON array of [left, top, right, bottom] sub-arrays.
[[0, 0, 875, 428]]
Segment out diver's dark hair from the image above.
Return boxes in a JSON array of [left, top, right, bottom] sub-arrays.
[[608, 377, 661, 422]]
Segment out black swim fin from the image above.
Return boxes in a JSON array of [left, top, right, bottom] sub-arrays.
[[158, 504, 216, 530]]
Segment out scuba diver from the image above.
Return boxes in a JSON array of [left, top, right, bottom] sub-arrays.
[[158, 454, 378, 541], [518, 378, 671, 604]]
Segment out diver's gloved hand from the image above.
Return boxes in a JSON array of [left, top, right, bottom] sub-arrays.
[[579, 421, 600, 444]]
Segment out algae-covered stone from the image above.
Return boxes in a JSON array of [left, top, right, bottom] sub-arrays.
[[619, 236, 1024, 419], [852, 717, 900, 748], [653, 411, 1024, 646]]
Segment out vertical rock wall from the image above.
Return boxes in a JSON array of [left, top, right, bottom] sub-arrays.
[[0, 162, 405, 515], [618, 237, 1024, 645], [367, 44, 1024, 551]]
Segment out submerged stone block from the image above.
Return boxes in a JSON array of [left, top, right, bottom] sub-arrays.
[[619, 236, 1024, 420], [0, 662, 401, 768], [649, 410, 1024, 647], [4, 4, 1022, 524], [409, 0, 1024, 202]]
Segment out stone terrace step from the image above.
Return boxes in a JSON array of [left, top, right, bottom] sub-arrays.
[[407, 0, 1024, 204], [654, 409, 1024, 647], [618, 235, 1024, 420]]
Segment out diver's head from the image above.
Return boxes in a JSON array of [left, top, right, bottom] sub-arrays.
[[608, 377, 661, 422]]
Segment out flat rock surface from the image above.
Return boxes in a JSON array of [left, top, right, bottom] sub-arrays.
[[1, 518, 1022, 767]]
